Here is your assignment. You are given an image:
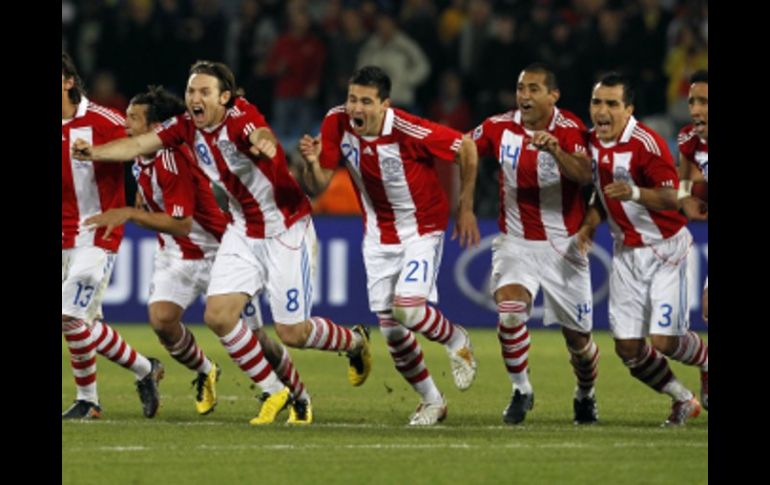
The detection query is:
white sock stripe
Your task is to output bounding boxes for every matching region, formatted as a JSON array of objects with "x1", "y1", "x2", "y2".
[
  {"x1": 72, "y1": 366, "x2": 97, "y2": 378},
  {"x1": 220, "y1": 321, "x2": 249, "y2": 347},
  {"x1": 169, "y1": 326, "x2": 192, "y2": 353},
  {"x1": 497, "y1": 302, "x2": 528, "y2": 313}
]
